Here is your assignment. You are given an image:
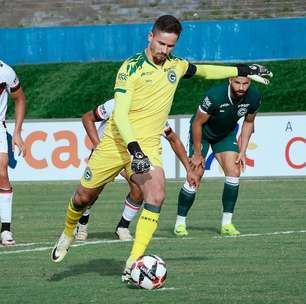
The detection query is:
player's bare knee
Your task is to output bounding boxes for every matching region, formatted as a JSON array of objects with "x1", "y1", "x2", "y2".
[
  {"x1": 130, "y1": 190, "x2": 143, "y2": 203},
  {"x1": 227, "y1": 168, "x2": 240, "y2": 178},
  {"x1": 73, "y1": 187, "x2": 97, "y2": 208},
  {"x1": 151, "y1": 190, "x2": 165, "y2": 205},
  {"x1": 195, "y1": 166, "x2": 204, "y2": 178}
]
